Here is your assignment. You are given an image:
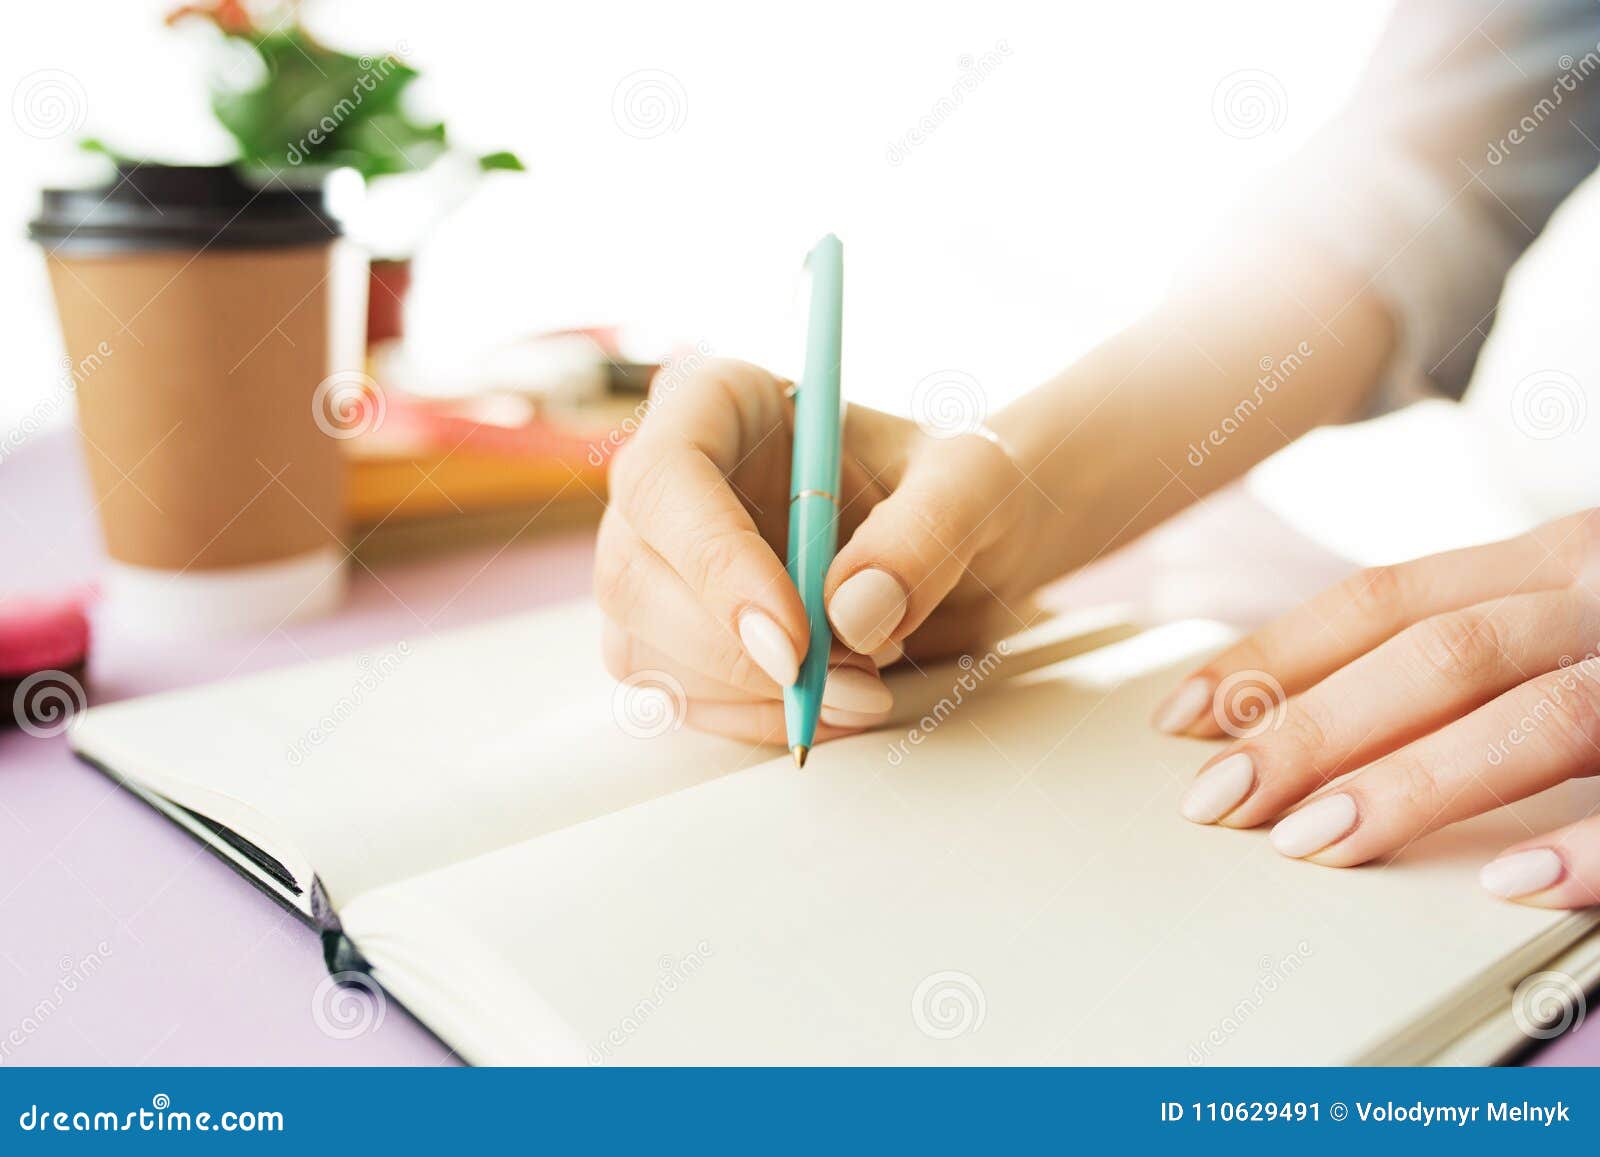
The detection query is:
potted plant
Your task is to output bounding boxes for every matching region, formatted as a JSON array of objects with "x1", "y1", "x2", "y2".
[{"x1": 160, "y1": 0, "x2": 525, "y2": 344}]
